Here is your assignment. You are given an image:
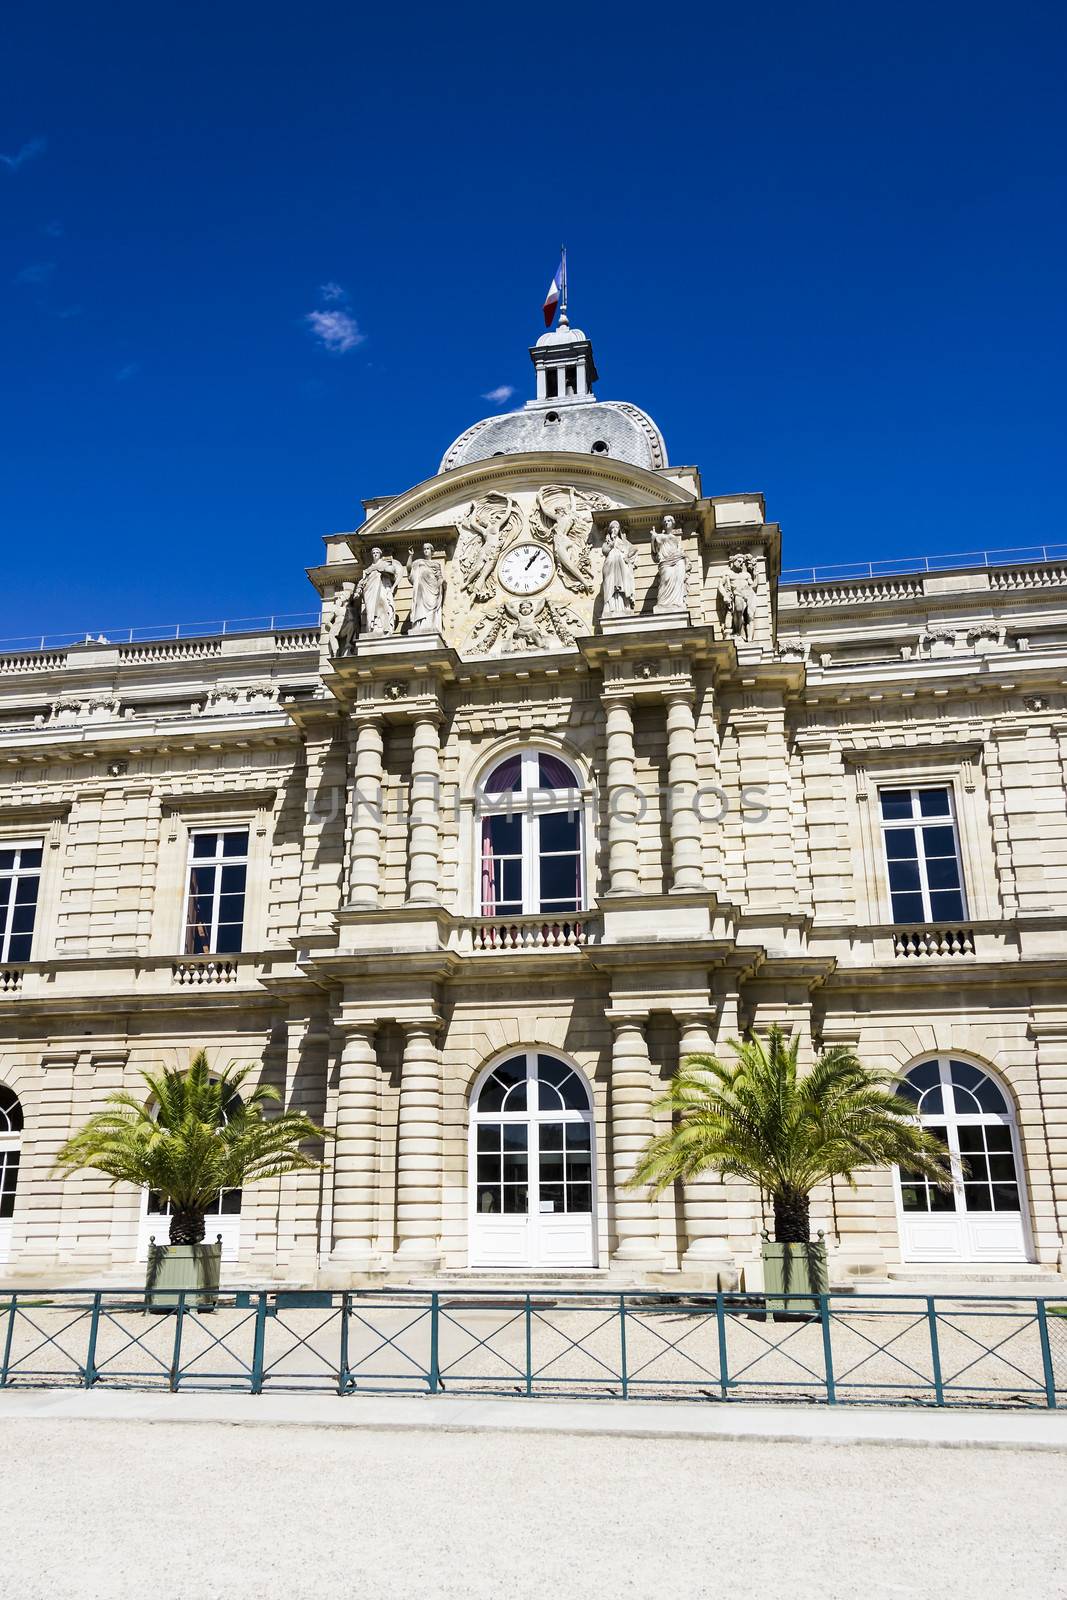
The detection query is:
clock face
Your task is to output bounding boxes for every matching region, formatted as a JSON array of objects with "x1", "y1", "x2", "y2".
[{"x1": 498, "y1": 543, "x2": 555, "y2": 595}]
